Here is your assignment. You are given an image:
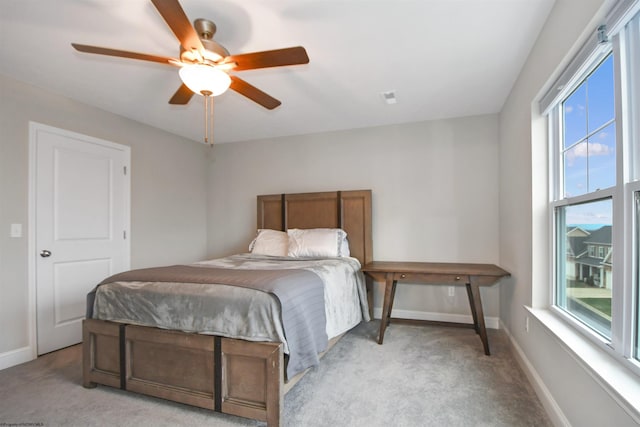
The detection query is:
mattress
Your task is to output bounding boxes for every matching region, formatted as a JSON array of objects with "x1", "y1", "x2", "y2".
[{"x1": 90, "y1": 253, "x2": 369, "y2": 377}]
